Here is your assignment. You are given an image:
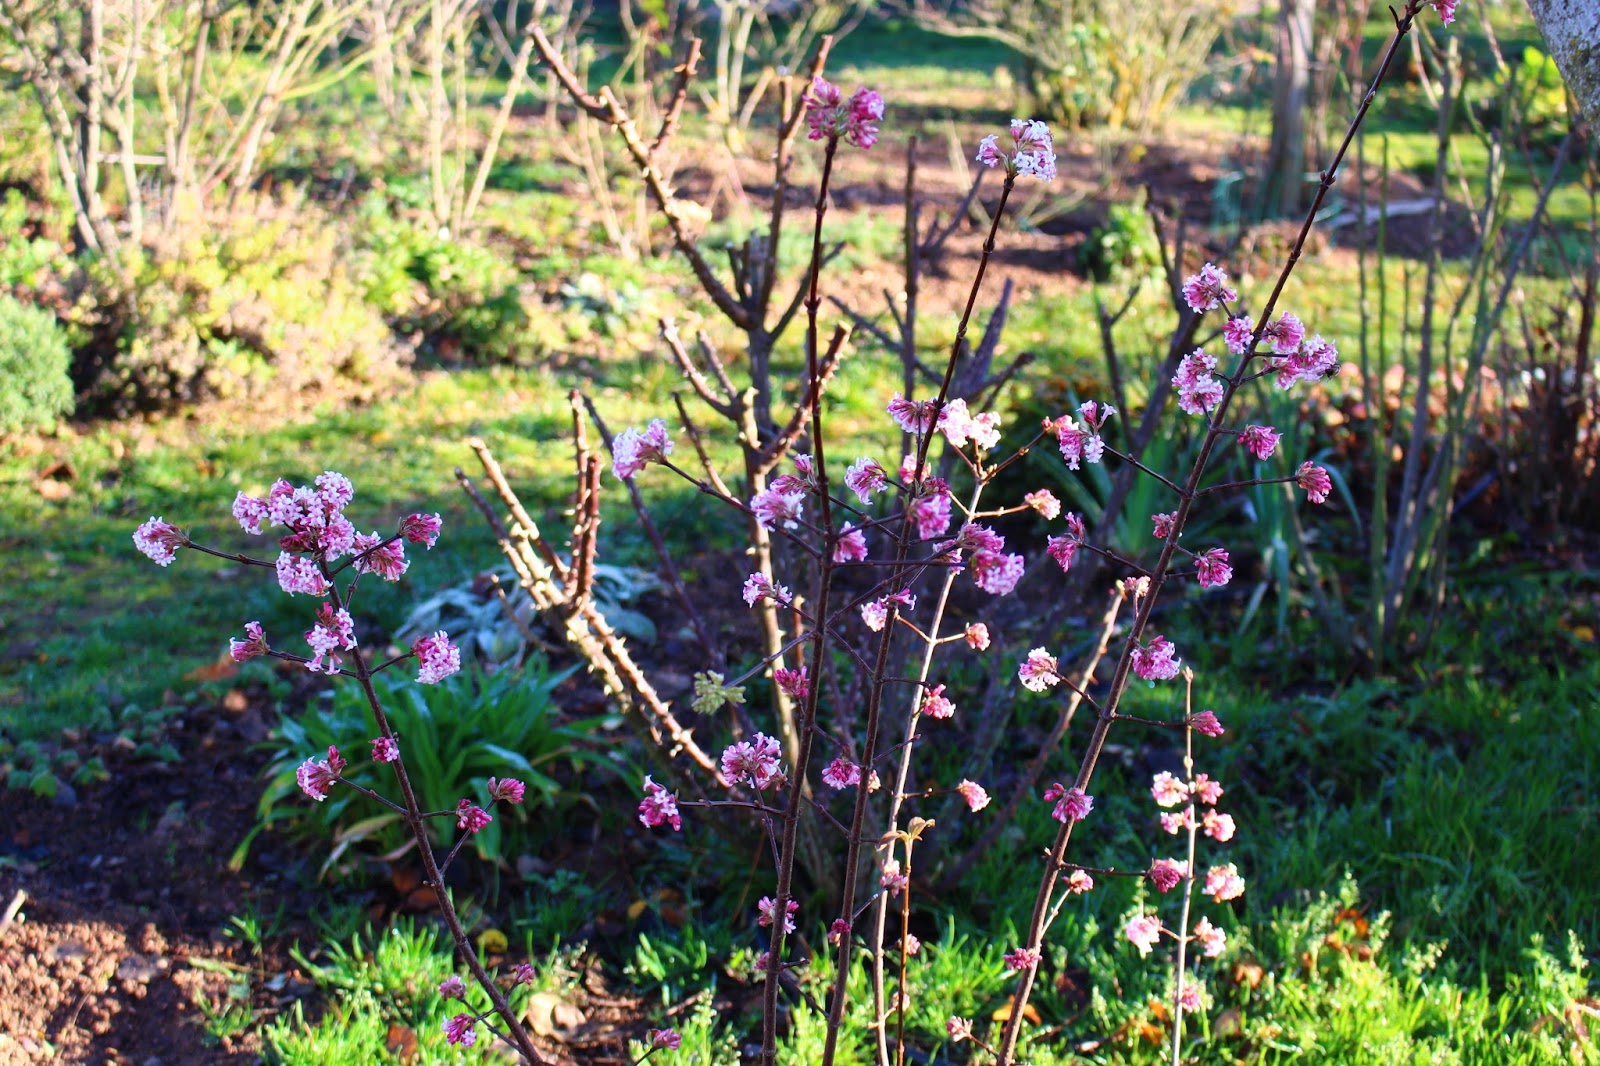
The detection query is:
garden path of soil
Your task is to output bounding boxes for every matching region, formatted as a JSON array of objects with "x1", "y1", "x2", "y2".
[{"x1": 0, "y1": 688, "x2": 645, "y2": 1066}]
